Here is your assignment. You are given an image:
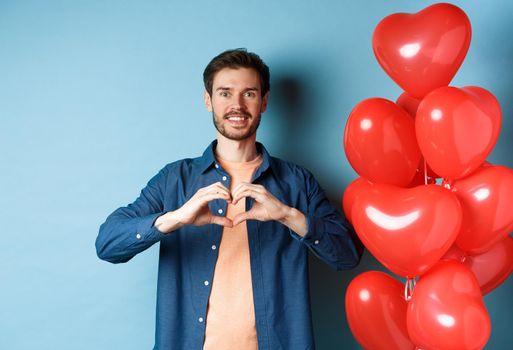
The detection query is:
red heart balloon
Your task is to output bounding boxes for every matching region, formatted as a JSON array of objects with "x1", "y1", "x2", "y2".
[
  {"x1": 342, "y1": 177, "x2": 371, "y2": 223},
  {"x1": 465, "y1": 236, "x2": 513, "y2": 295},
  {"x1": 351, "y1": 183, "x2": 461, "y2": 277},
  {"x1": 396, "y1": 92, "x2": 421, "y2": 117},
  {"x1": 344, "y1": 98, "x2": 421, "y2": 186},
  {"x1": 373, "y1": 3, "x2": 471, "y2": 98},
  {"x1": 441, "y1": 244, "x2": 466, "y2": 262},
  {"x1": 416, "y1": 86, "x2": 502, "y2": 180},
  {"x1": 452, "y1": 165, "x2": 513, "y2": 253},
  {"x1": 346, "y1": 271, "x2": 415, "y2": 350},
  {"x1": 407, "y1": 261, "x2": 491, "y2": 350},
  {"x1": 443, "y1": 236, "x2": 513, "y2": 295}
]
